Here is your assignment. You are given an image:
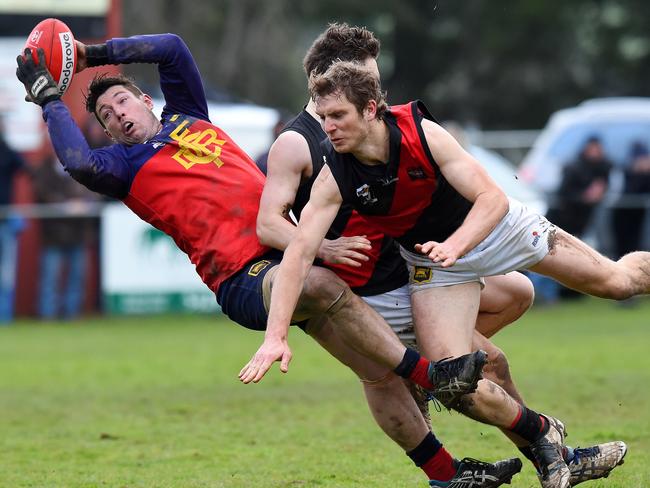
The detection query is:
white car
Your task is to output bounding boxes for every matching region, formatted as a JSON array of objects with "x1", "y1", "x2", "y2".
[
  {"x1": 518, "y1": 97, "x2": 650, "y2": 252},
  {"x1": 519, "y1": 97, "x2": 650, "y2": 195},
  {"x1": 469, "y1": 144, "x2": 547, "y2": 216}
]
